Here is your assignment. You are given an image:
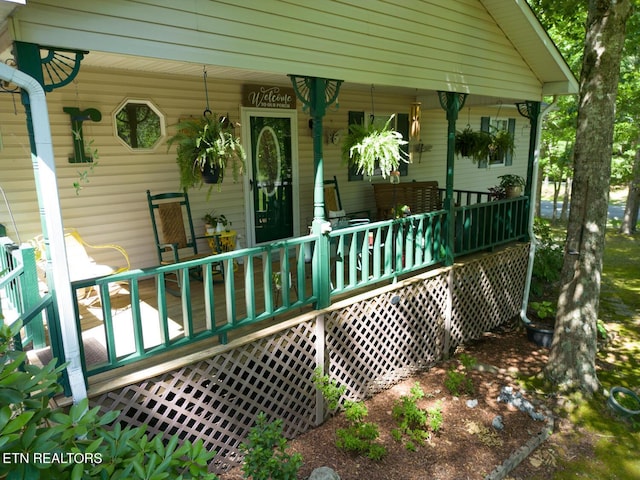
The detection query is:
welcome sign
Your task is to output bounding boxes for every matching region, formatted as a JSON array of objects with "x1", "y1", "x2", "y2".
[{"x1": 243, "y1": 85, "x2": 296, "y2": 109}]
